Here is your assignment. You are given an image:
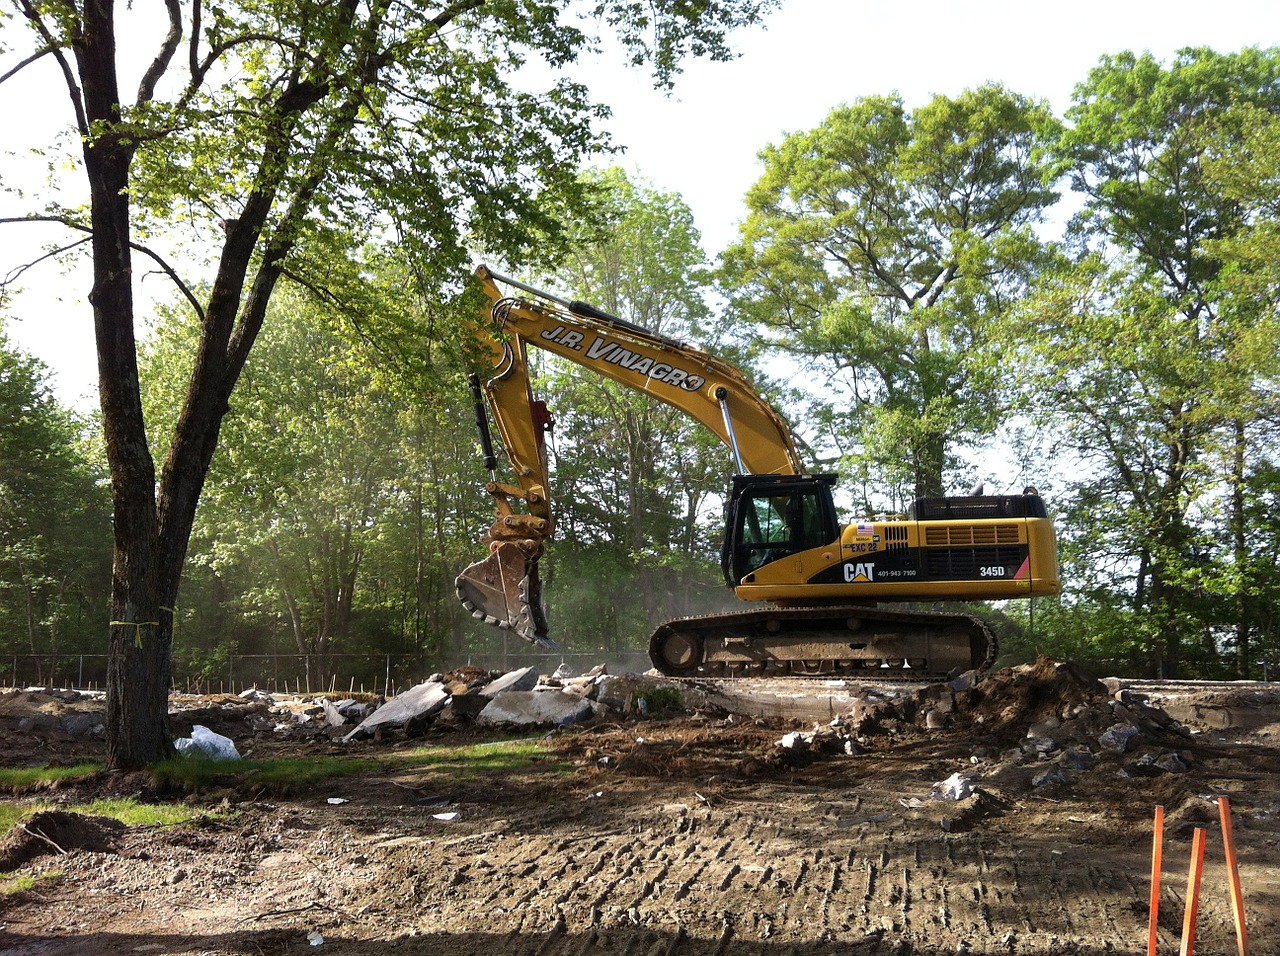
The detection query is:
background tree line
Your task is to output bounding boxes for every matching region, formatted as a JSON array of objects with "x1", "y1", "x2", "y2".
[{"x1": 3, "y1": 46, "x2": 1279, "y2": 695}]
